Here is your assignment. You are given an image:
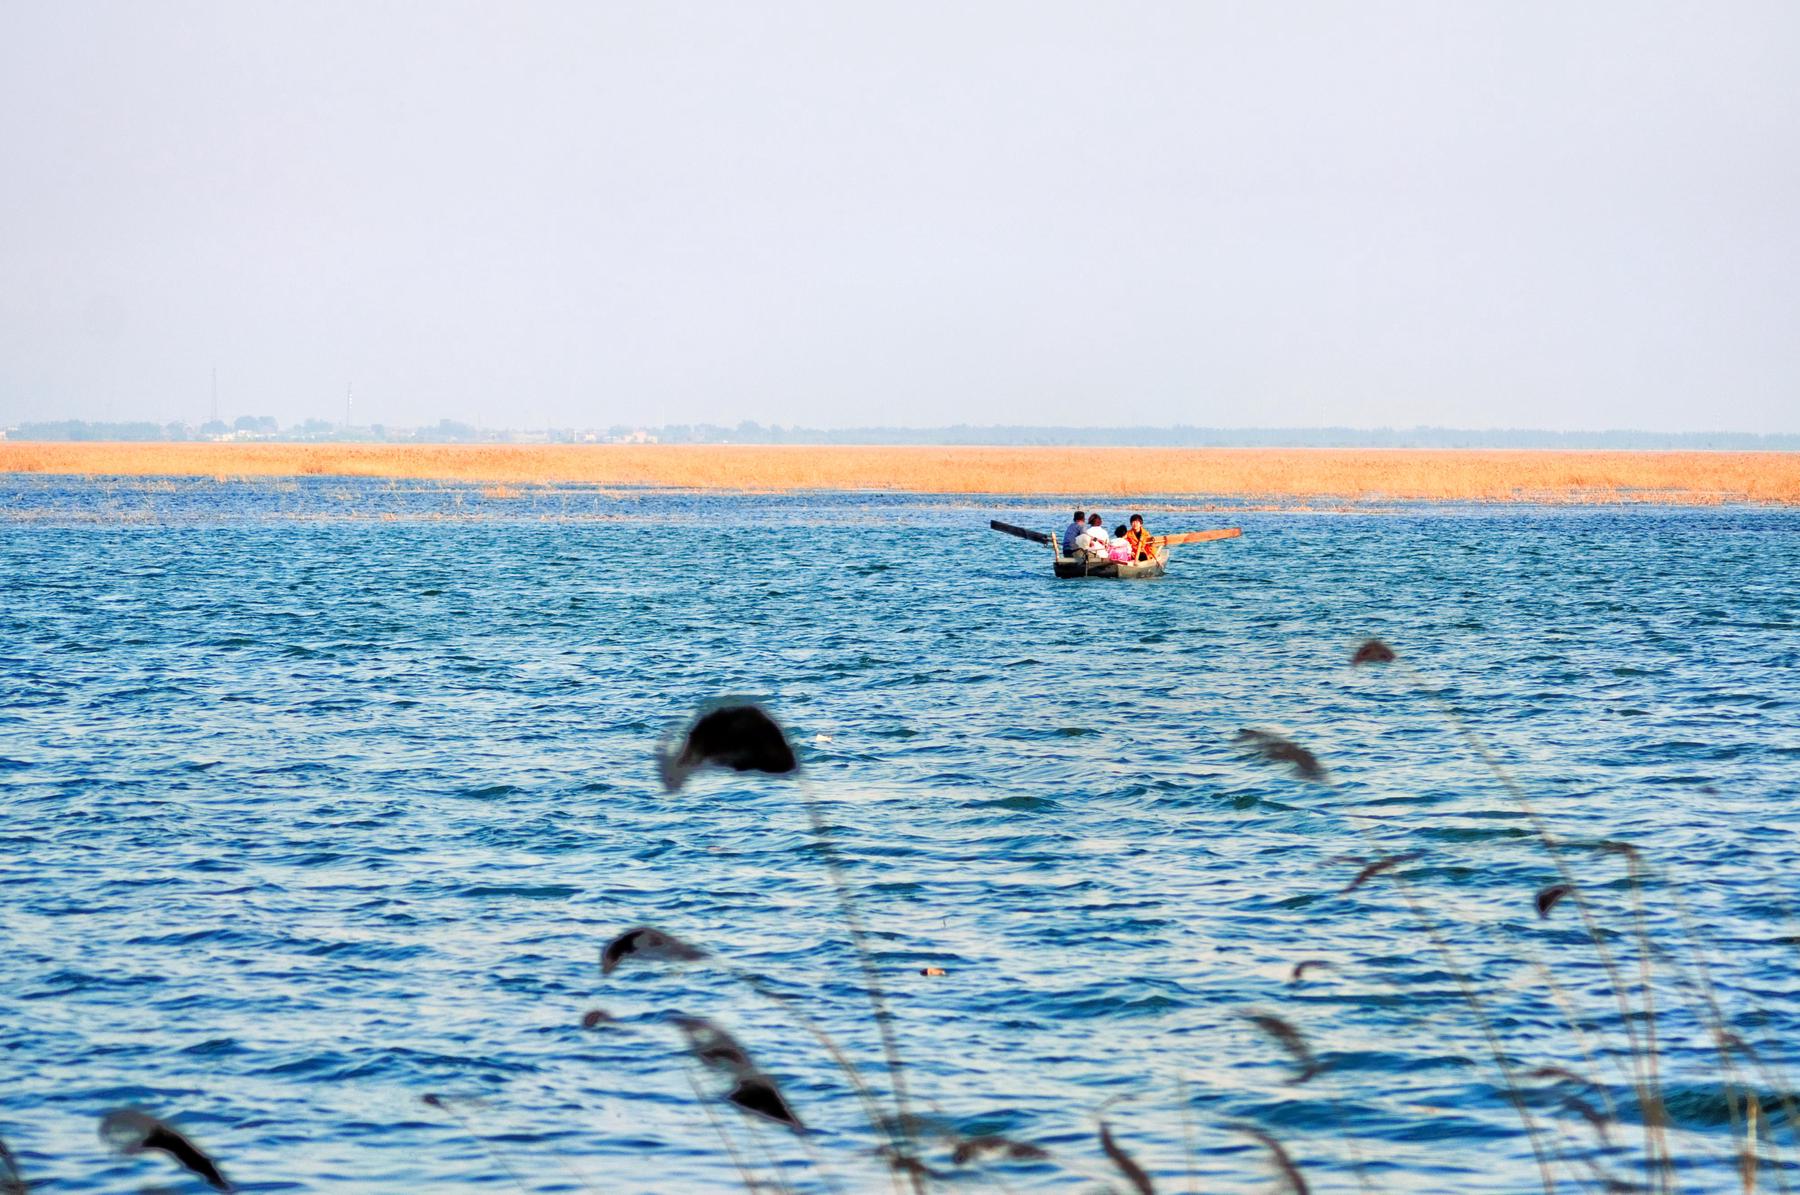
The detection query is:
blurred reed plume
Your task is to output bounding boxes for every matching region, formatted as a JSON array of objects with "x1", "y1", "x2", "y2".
[
  {"x1": 1339, "y1": 851, "x2": 1423, "y2": 895},
  {"x1": 1562, "y1": 1094, "x2": 1614, "y2": 1147},
  {"x1": 948, "y1": 1135, "x2": 1048, "y2": 1166},
  {"x1": 1097, "y1": 1121, "x2": 1156, "y2": 1194},
  {"x1": 655, "y1": 700, "x2": 923, "y2": 1184},
  {"x1": 1348, "y1": 637, "x2": 1761, "y2": 1190},
  {"x1": 659, "y1": 704, "x2": 799, "y2": 792},
  {"x1": 570, "y1": 649, "x2": 1796, "y2": 1190},
  {"x1": 1243, "y1": 1013, "x2": 1321, "y2": 1083},
  {"x1": 0, "y1": 1132, "x2": 24, "y2": 1195},
  {"x1": 98, "y1": 1108, "x2": 232, "y2": 1192},
  {"x1": 1535, "y1": 883, "x2": 1573, "y2": 918},
  {"x1": 600, "y1": 926, "x2": 708, "y2": 975},
  {"x1": 1234, "y1": 728, "x2": 1329, "y2": 782},
  {"x1": 1527, "y1": 1065, "x2": 1603, "y2": 1091},
  {"x1": 671, "y1": 1017, "x2": 805, "y2": 1132},
  {"x1": 1231, "y1": 717, "x2": 1558, "y2": 1190},
  {"x1": 1528, "y1": 1068, "x2": 1616, "y2": 1146},
  {"x1": 419, "y1": 1094, "x2": 552, "y2": 1195},
  {"x1": 1288, "y1": 959, "x2": 1332, "y2": 983},
  {"x1": 723, "y1": 1077, "x2": 801, "y2": 1130},
  {"x1": 1234, "y1": 1126, "x2": 1309, "y2": 1195}
]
